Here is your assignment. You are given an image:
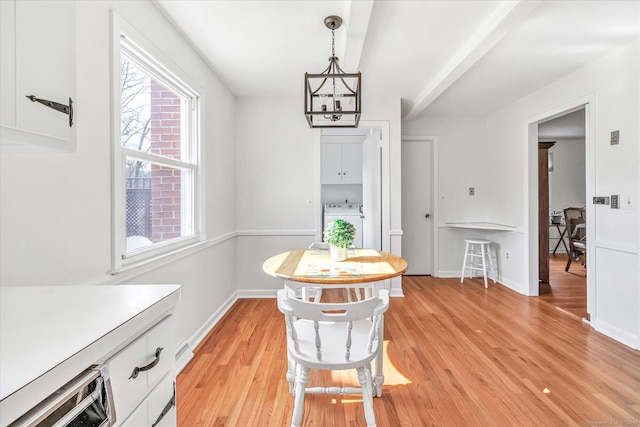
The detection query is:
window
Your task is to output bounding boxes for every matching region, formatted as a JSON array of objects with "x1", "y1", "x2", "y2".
[{"x1": 112, "y1": 18, "x2": 201, "y2": 271}]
